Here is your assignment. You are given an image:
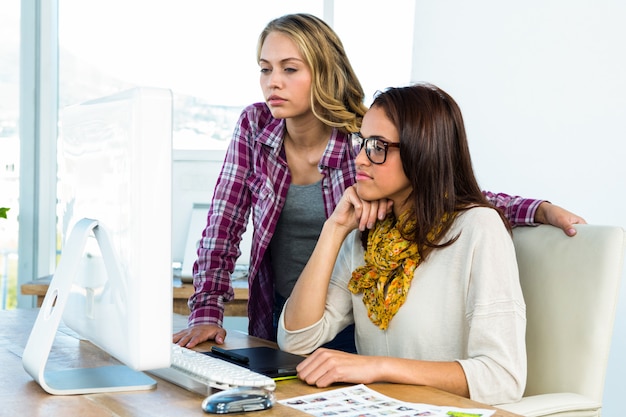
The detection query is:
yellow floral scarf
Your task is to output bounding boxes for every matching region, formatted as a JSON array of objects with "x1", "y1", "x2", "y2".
[{"x1": 348, "y1": 211, "x2": 442, "y2": 330}]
